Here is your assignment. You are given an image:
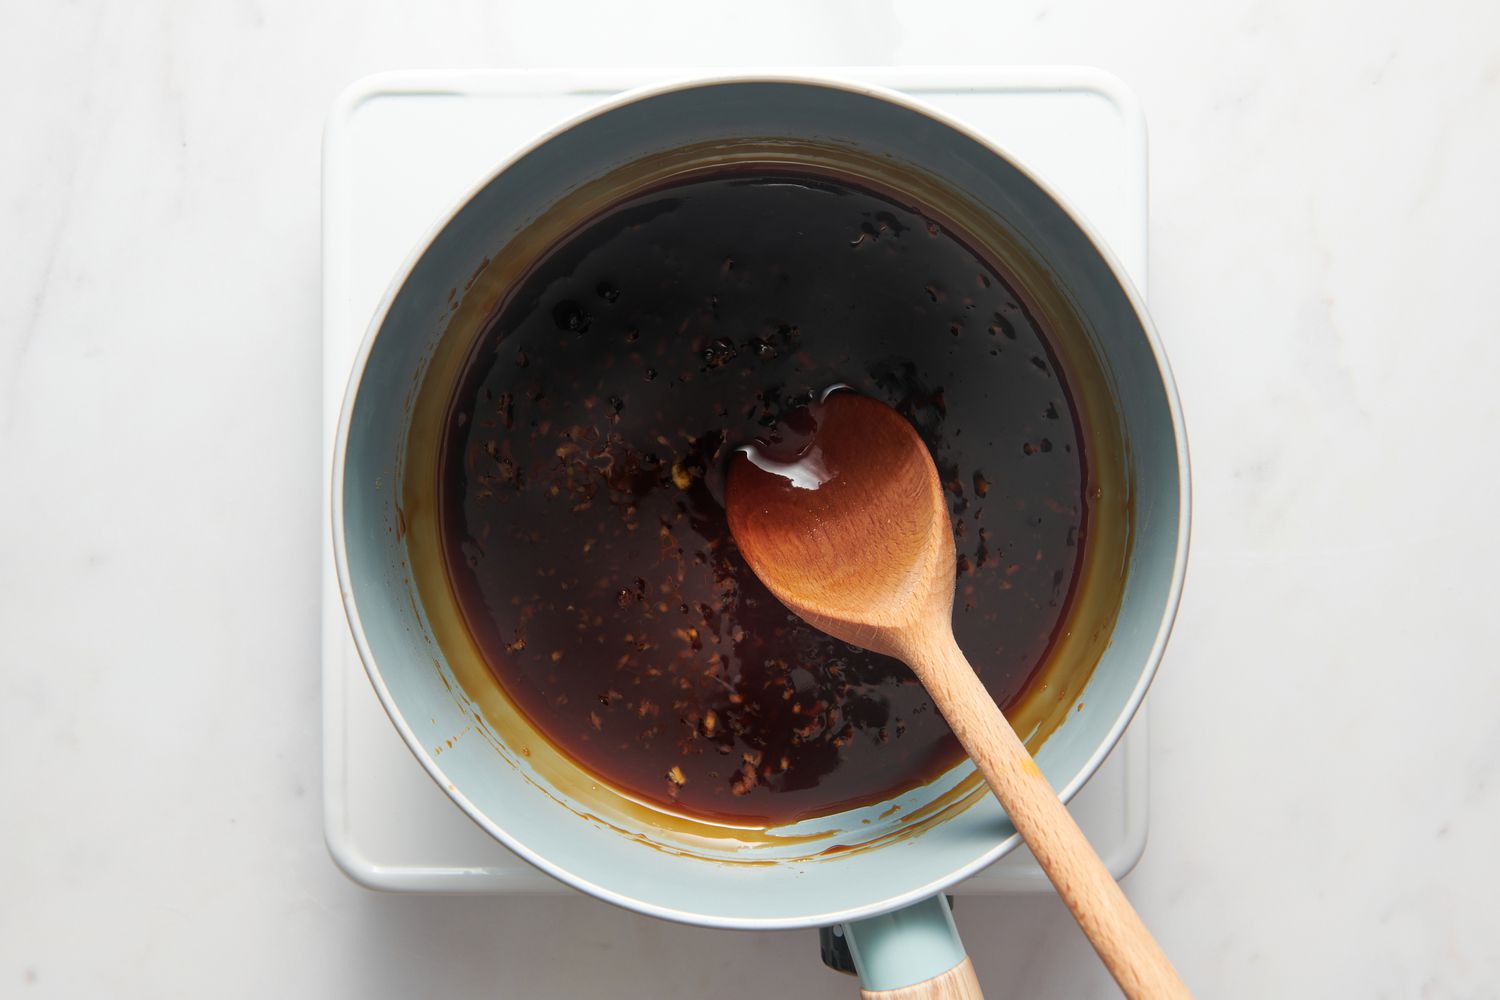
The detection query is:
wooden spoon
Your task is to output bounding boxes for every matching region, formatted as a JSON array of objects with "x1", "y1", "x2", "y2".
[{"x1": 725, "y1": 391, "x2": 1189, "y2": 1000}]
